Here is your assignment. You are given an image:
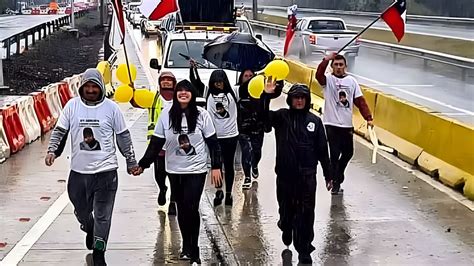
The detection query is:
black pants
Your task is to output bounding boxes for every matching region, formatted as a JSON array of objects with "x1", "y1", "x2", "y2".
[
  {"x1": 217, "y1": 137, "x2": 238, "y2": 193},
  {"x1": 238, "y1": 132, "x2": 264, "y2": 177},
  {"x1": 169, "y1": 173, "x2": 206, "y2": 258},
  {"x1": 325, "y1": 125, "x2": 354, "y2": 189},
  {"x1": 154, "y1": 155, "x2": 175, "y2": 202},
  {"x1": 276, "y1": 174, "x2": 316, "y2": 255},
  {"x1": 67, "y1": 169, "x2": 118, "y2": 251}
]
